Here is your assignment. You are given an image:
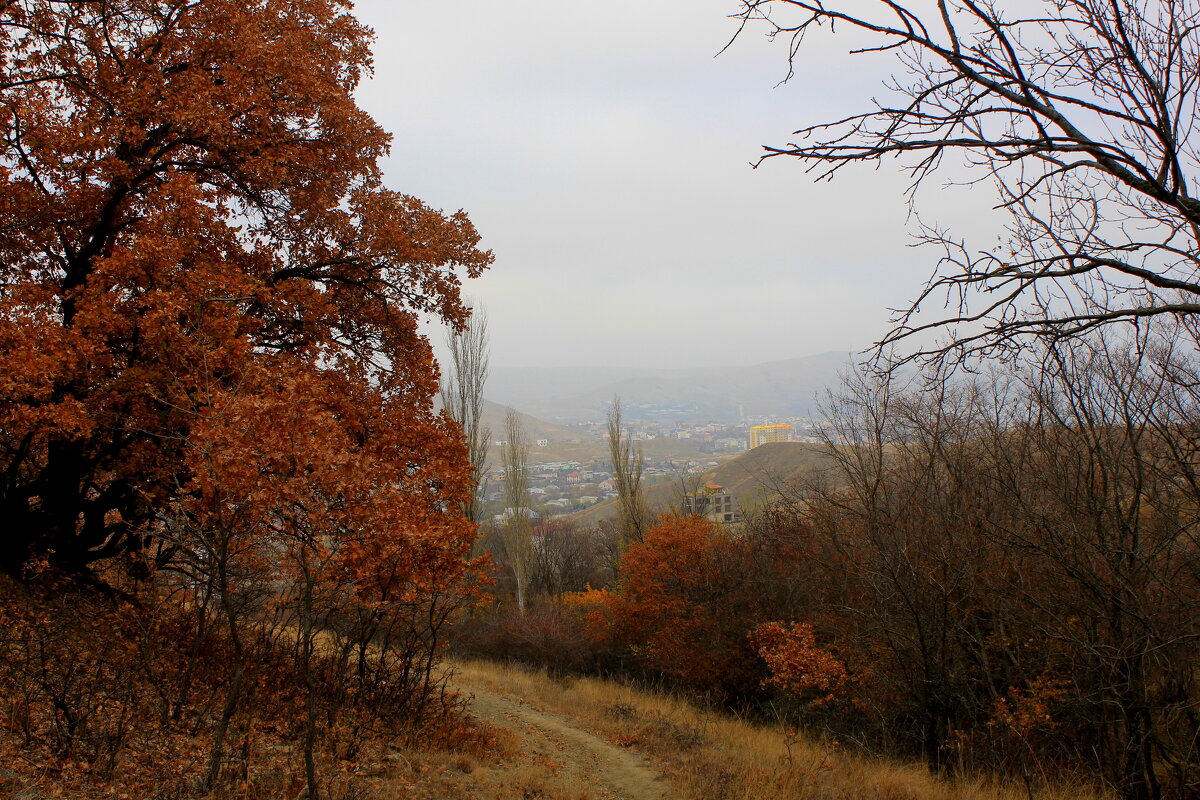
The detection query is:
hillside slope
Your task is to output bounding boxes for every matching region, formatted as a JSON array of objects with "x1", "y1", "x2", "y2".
[
  {"x1": 450, "y1": 659, "x2": 1096, "y2": 800},
  {"x1": 479, "y1": 399, "x2": 593, "y2": 443},
  {"x1": 567, "y1": 441, "x2": 832, "y2": 526}
]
